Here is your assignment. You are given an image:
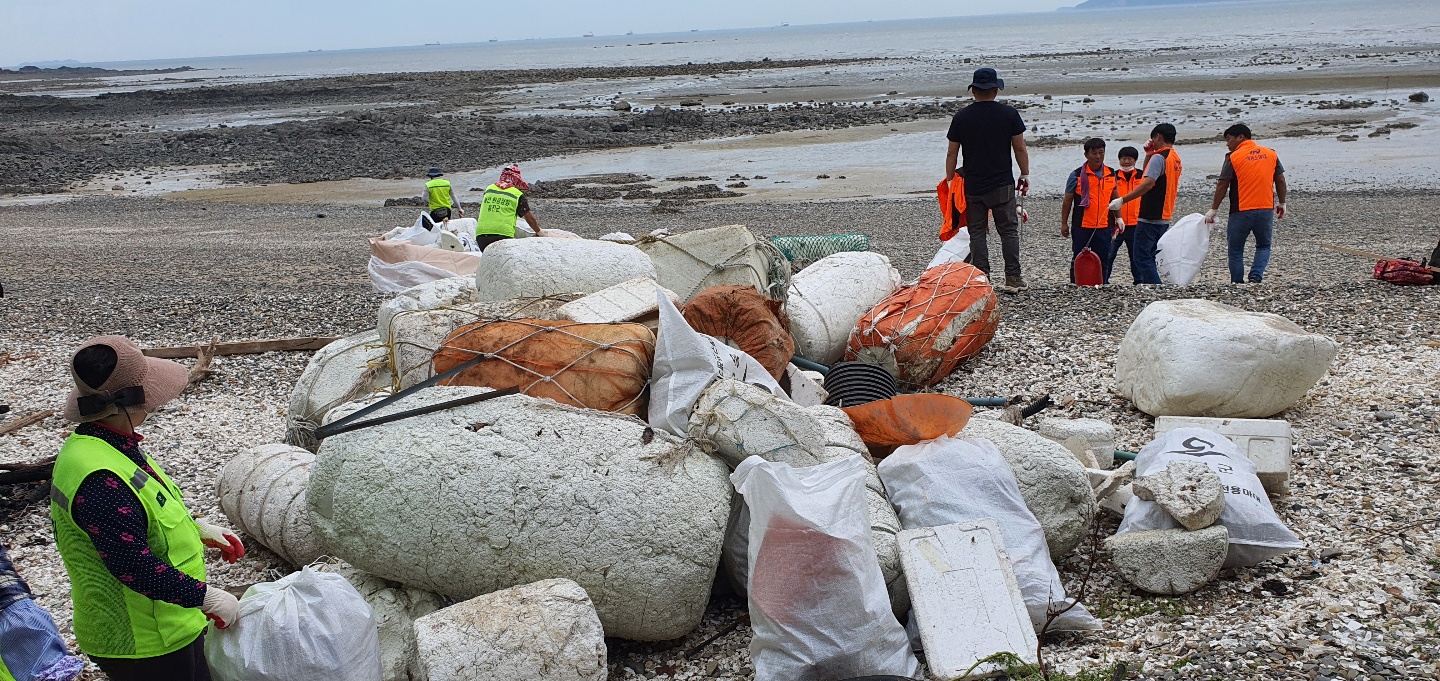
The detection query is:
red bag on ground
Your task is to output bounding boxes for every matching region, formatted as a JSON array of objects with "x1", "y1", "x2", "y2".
[
  {"x1": 682, "y1": 285, "x2": 795, "y2": 380},
  {"x1": 1373, "y1": 259, "x2": 1434, "y2": 285},
  {"x1": 845, "y1": 262, "x2": 1001, "y2": 388},
  {"x1": 1073, "y1": 247, "x2": 1104, "y2": 286}
]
